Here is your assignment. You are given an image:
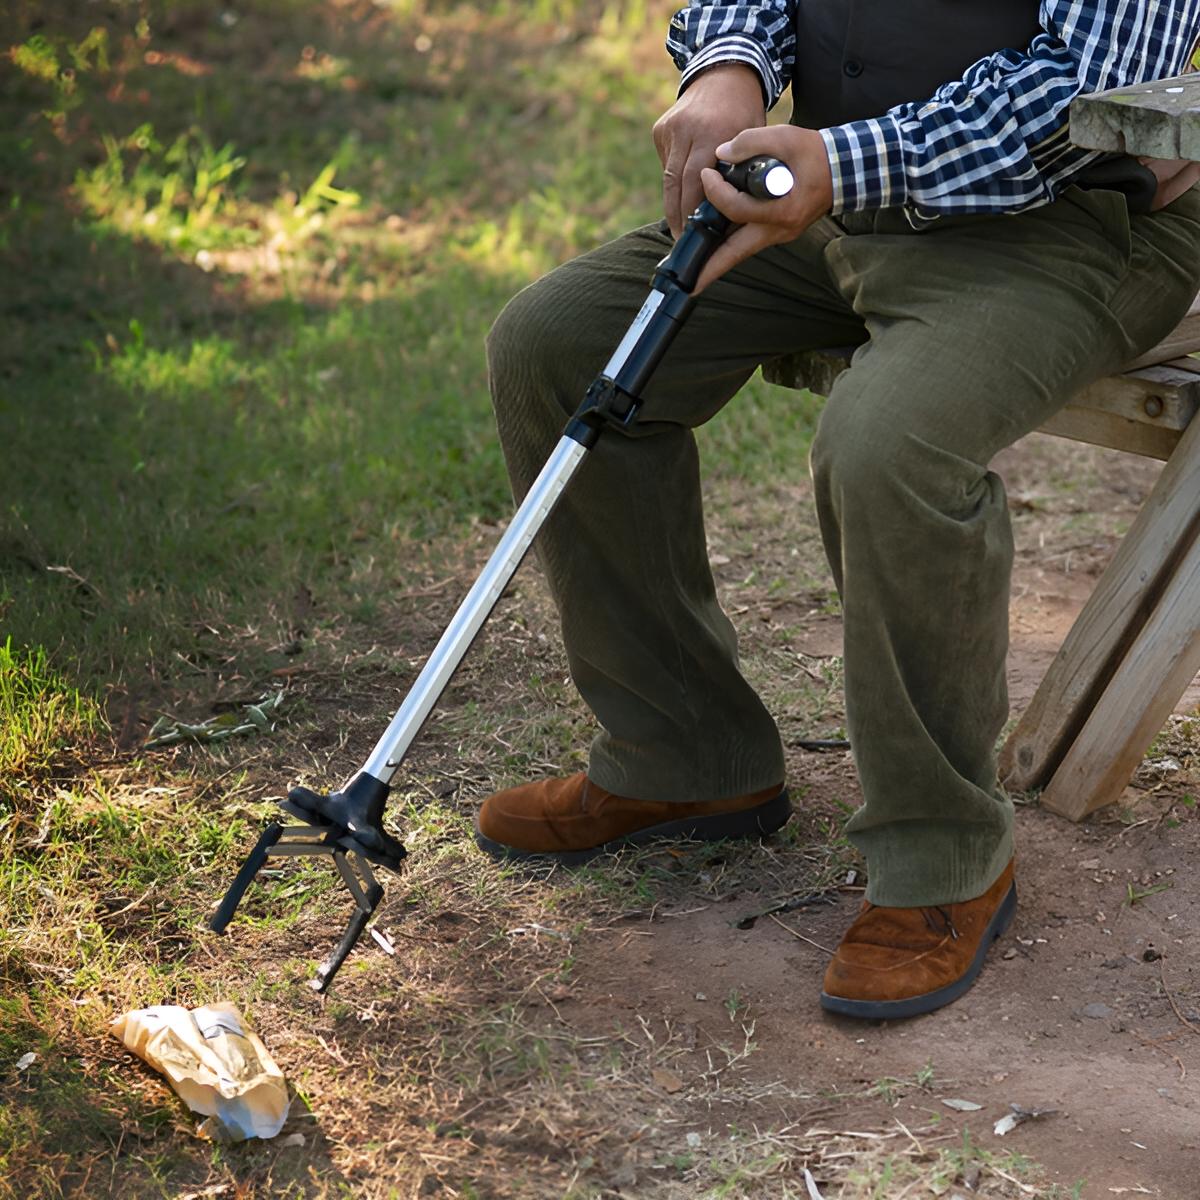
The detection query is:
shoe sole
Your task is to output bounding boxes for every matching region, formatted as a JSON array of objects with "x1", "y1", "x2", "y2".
[
  {"x1": 473, "y1": 787, "x2": 791, "y2": 866},
  {"x1": 819, "y1": 882, "x2": 1018, "y2": 1021}
]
